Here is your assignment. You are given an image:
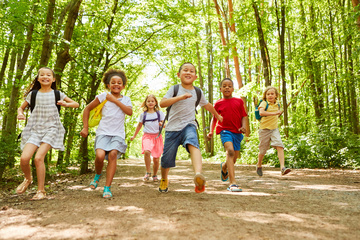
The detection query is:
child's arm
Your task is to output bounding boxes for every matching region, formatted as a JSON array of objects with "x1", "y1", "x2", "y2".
[
  {"x1": 130, "y1": 122, "x2": 143, "y2": 141},
  {"x1": 57, "y1": 96, "x2": 79, "y2": 108},
  {"x1": 207, "y1": 116, "x2": 218, "y2": 140},
  {"x1": 259, "y1": 107, "x2": 281, "y2": 116},
  {"x1": 17, "y1": 101, "x2": 29, "y2": 120},
  {"x1": 80, "y1": 98, "x2": 100, "y2": 138},
  {"x1": 106, "y1": 94, "x2": 133, "y2": 116},
  {"x1": 203, "y1": 103, "x2": 223, "y2": 122},
  {"x1": 239, "y1": 116, "x2": 247, "y2": 133},
  {"x1": 160, "y1": 93, "x2": 192, "y2": 108}
]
